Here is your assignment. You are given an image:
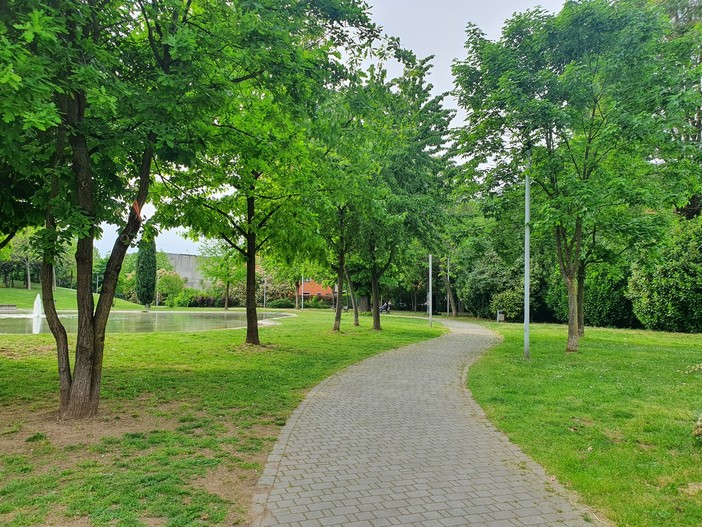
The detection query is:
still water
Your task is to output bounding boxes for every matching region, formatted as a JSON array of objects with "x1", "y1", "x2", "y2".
[{"x1": 0, "y1": 311, "x2": 289, "y2": 335}]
